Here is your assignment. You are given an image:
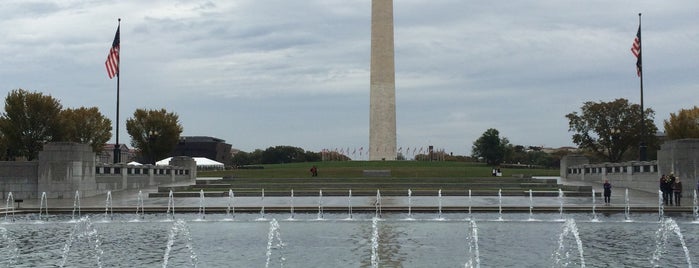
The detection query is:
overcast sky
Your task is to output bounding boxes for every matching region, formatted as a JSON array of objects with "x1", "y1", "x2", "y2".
[{"x1": 1, "y1": 0, "x2": 697, "y2": 158}]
